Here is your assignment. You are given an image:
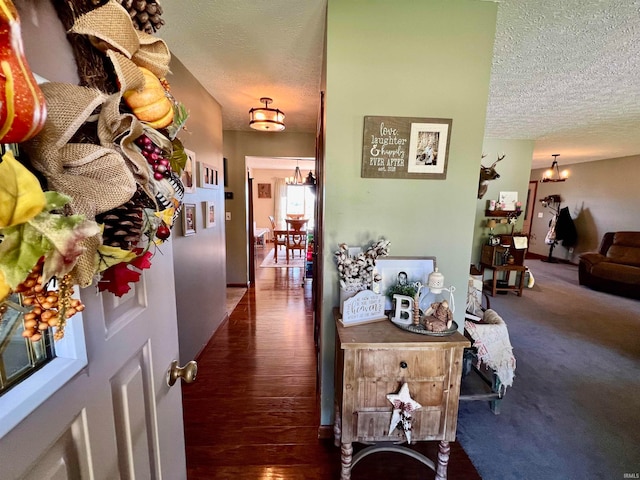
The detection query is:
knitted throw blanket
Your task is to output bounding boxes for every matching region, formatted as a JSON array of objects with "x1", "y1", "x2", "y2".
[{"x1": 465, "y1": 309, "x2": 516, "y2": 392}]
